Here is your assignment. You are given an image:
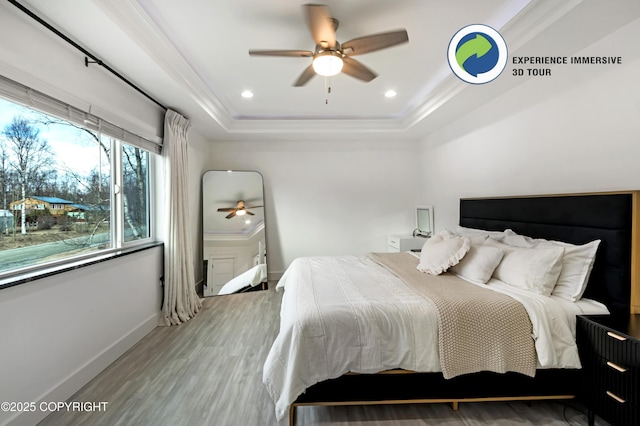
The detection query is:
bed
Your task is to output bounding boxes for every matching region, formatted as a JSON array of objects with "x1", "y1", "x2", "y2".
[
  {"x1": 217, "y1": 263, "x2": 268, "y2": 295},
  {"x1": 263, "y1": 192, "x2": 640, "y2": 425}
]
